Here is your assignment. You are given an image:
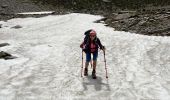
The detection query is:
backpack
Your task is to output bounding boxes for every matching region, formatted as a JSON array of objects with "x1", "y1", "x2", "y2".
[
  {"x1": 84, "y1": 29, "x2": 97, "y2": 42},
  {"x1": 83, "y1": 29, "x2": 98, "y2": 52},
  {"x1": 84, "y1": 29, "x2": 92, "y2": 42}
]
